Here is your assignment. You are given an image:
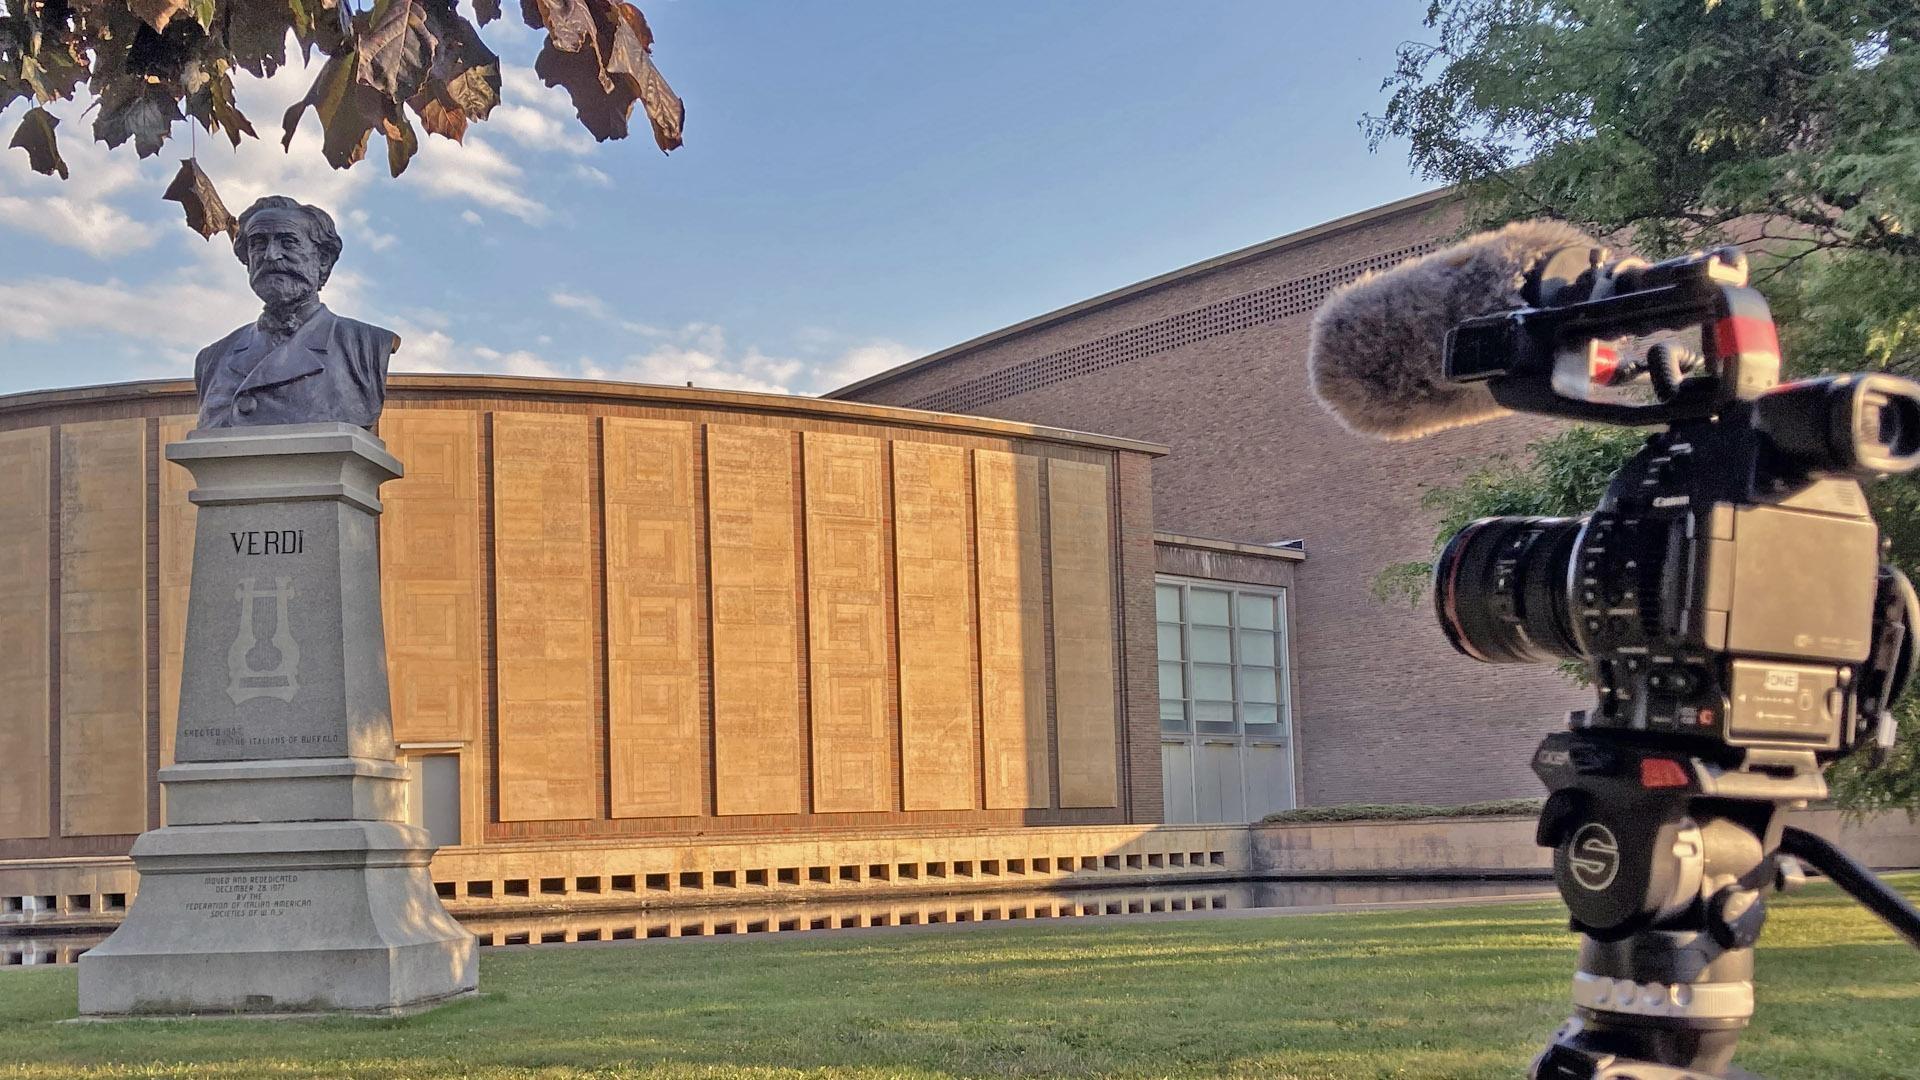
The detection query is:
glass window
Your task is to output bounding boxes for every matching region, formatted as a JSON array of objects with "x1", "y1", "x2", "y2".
[
  {"x1": 1189, "y1": 588, "x2": 1231, "y2": 626},
  {"x1": 1241, "y1": 667, "x2": 1278, "y2": 704},
  {"x1": 1190, "y1": 626, "x2": 1231, "y2": 664},
  {"x1": 1238, "y1": 593, "x2": 1275, "y2": 630},
  {"x1": 1238, "y1": 629, "x2": 1276, "y2": 666},
  {"x1": 1157, "y1": 662, "x2": 1184, "y2": 699},
  {"x1": 1160, "y1": 699, "x2": 1188, "y2": 732},
  {"x1": 1192, "y1": 663, "x2": 1233, "y2": 700},
  {"x1": 1193, "y1": 700, "x2": 1234, "y2": 726},
  {"x1": 1156, "y1": 584, "x2": 1181, "y2": 623},
  {"x1": 1157, "y1": 623, "x2": 1183, "y2": 661},
  {"x1": 1243, "y1": 703, "x2": 1281, "y2": 732}
]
